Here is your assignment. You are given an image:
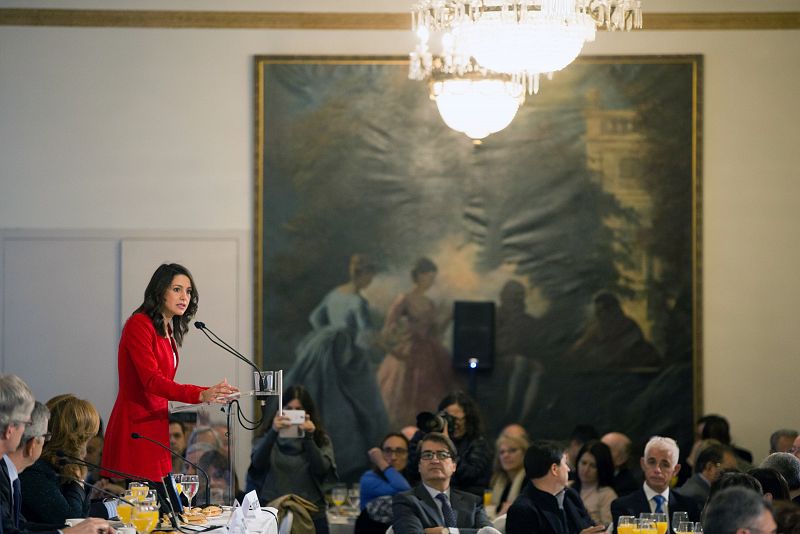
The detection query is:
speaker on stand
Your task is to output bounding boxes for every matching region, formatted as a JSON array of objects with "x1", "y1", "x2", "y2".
[{"x1": 452, "y1": 301, "x2": 495, "y2": 397}]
